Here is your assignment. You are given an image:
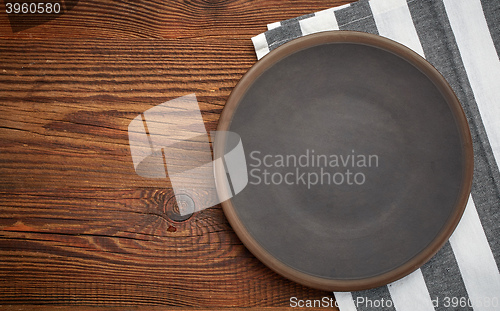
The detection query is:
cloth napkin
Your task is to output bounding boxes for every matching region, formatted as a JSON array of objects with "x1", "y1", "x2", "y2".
[{"x1": 252, "y1": 0, "x2": 500, "y2": 310}]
